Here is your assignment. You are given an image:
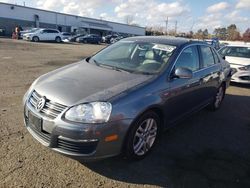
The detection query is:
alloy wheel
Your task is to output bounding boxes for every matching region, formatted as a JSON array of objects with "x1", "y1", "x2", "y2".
[{"x1": 133, "y1": 118, "x2": 157, "y2": 156}]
